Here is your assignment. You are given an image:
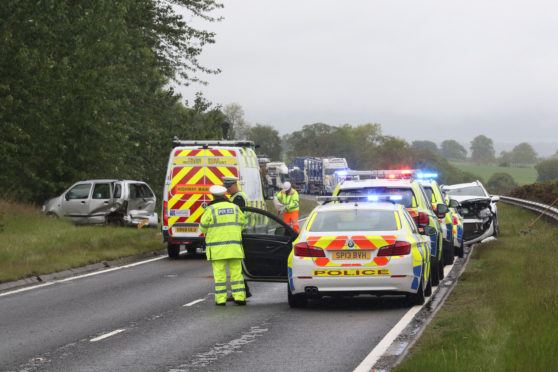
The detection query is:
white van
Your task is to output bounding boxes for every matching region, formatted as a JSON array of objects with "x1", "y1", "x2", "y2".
[{"x1": 162, "y1": 139, "x2": 266, "y2": 258}]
